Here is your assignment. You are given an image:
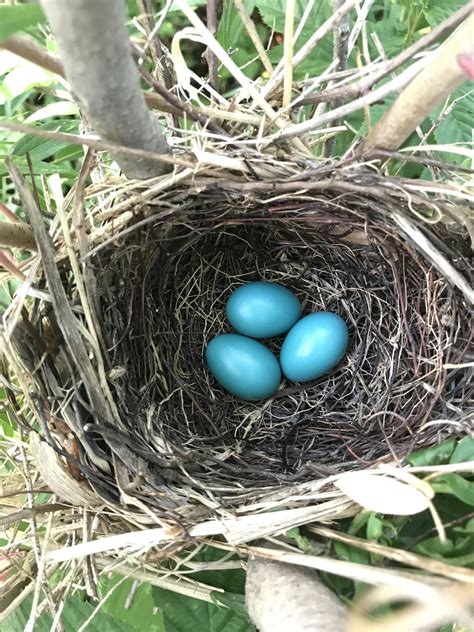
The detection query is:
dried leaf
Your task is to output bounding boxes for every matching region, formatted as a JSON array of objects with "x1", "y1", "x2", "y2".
[{"x1": 335, "y1": 472, "x2": 431, "y2": 516}]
